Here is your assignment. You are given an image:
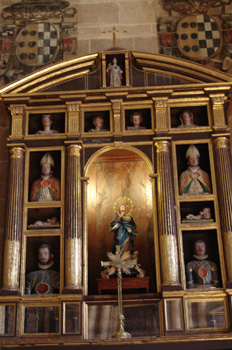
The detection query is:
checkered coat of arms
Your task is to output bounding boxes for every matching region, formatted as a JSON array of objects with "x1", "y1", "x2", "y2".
[
  {"x1": 16, "y1": 22, "x2": 59, "y2": 66},
  {"x1": 177, "y1": 14, "x2": 221, "y2": 60}
]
